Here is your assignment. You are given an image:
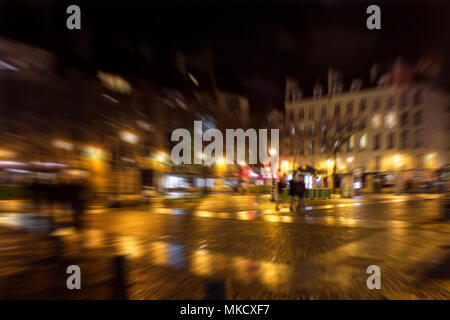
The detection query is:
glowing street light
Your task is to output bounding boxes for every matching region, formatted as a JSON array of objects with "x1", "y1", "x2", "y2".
[
  {"x1": 0, "y1": 149, "x2": 16, "y2": 159},
  {"x1": 52, "y1": 139, "x2": 74, "y2": 150},
  {"x1": 216, "y1": 156, "x2": 226, "y2": 165},
  {"x1": 281, "y1": 160, "x2": 289, "y2": 173},
  {"x1": 155, "y1": 151, "x2": 168, "y2": 162},
  {"x1": 119, "y1": 131, "x2": 139, "y2": 144}
]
